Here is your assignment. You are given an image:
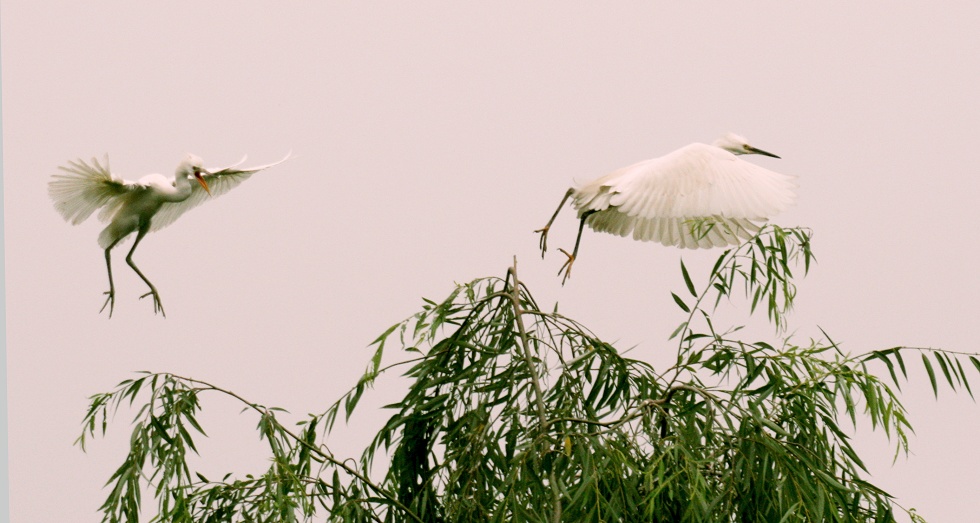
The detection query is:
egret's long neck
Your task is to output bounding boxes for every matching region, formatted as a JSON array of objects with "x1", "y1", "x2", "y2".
[{"x1": 167, "y1": 171, "x2": 195, "y2": 202}]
